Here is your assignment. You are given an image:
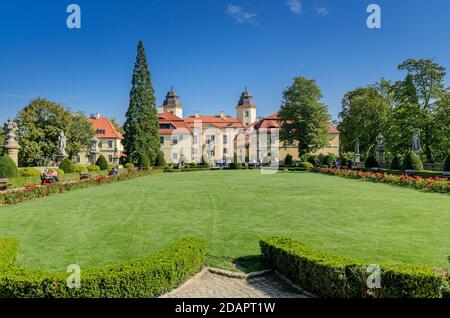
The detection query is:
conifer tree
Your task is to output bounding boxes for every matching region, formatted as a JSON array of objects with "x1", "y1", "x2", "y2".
[{"x1": 123, "y1": 41, "x2": 161, "y2": 165}]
